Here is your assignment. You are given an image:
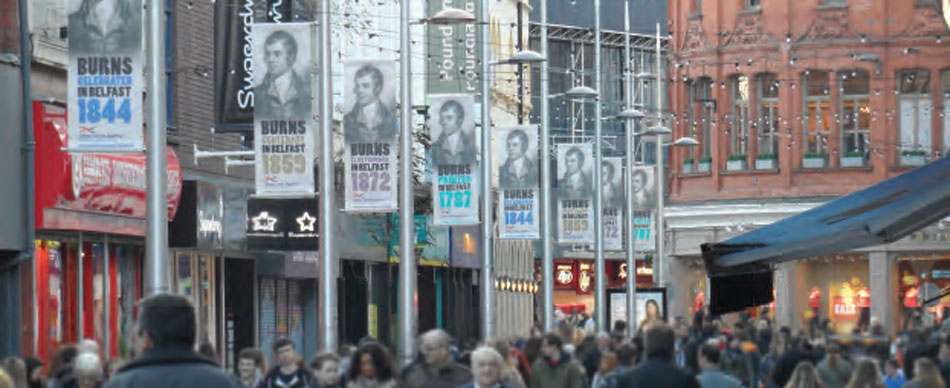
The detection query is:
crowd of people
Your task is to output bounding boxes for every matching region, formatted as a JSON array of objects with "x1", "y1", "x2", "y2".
[{"x1": 4, "y1": 295, "x2": 950, "y2": 388}]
